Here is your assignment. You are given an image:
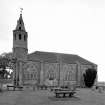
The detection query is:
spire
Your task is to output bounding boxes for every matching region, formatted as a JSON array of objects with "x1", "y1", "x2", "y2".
[
  {"x1": 15, "y1": 8, "x2": 26, "y2": 31},
  {"x1": 20, "y1": 8, "x2": 23, "y2": 15}
]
